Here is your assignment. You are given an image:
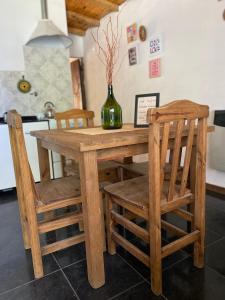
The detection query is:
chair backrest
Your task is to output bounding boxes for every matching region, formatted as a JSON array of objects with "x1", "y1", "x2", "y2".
[
  {"x1": 55, "y1": 108, "x2": 95, "y2": 129},
  {"x1": 7, "y1": 110, "x2": 37, "y2": 207},
  {"x1": 147, "y1": 100, "x2": 209, "y2": 202}
]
